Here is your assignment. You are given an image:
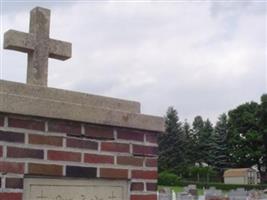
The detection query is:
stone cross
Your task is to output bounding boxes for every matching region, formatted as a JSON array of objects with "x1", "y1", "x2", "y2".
[{"x1": 3, "y1": 7, "x2": 72, "y2": 86}]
